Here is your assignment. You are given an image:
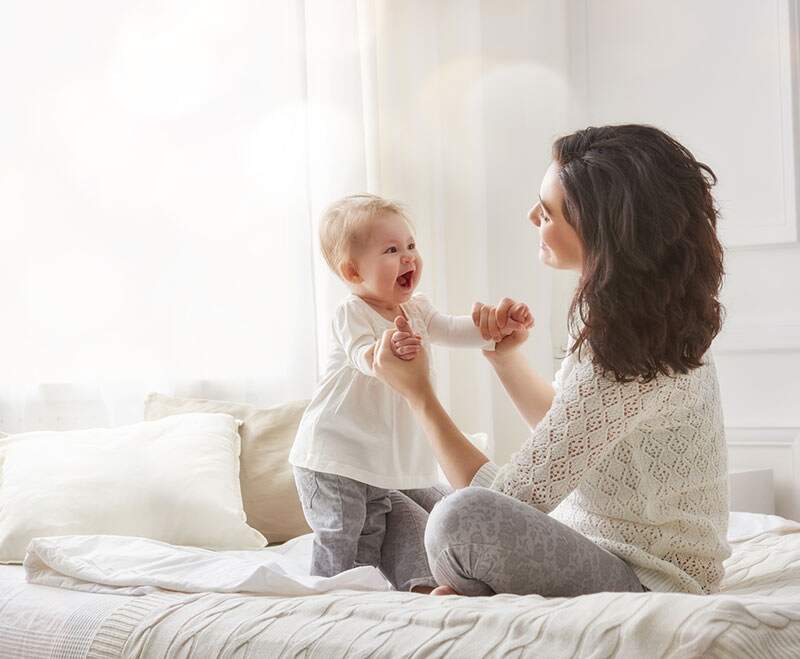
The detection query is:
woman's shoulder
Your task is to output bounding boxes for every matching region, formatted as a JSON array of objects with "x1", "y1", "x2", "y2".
[{"x1": 558, "y1": 346, "x2": 701, "y2": 400}]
